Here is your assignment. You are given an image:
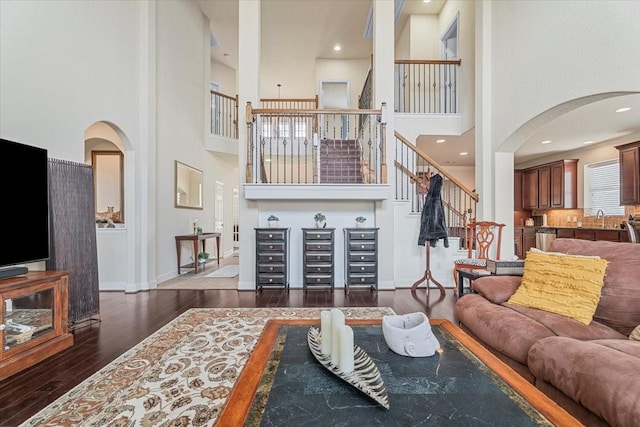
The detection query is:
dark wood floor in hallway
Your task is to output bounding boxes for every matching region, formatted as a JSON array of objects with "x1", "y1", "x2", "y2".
[{"x1": 0, "y1": 287, "x2": 457, "y2": 426}]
